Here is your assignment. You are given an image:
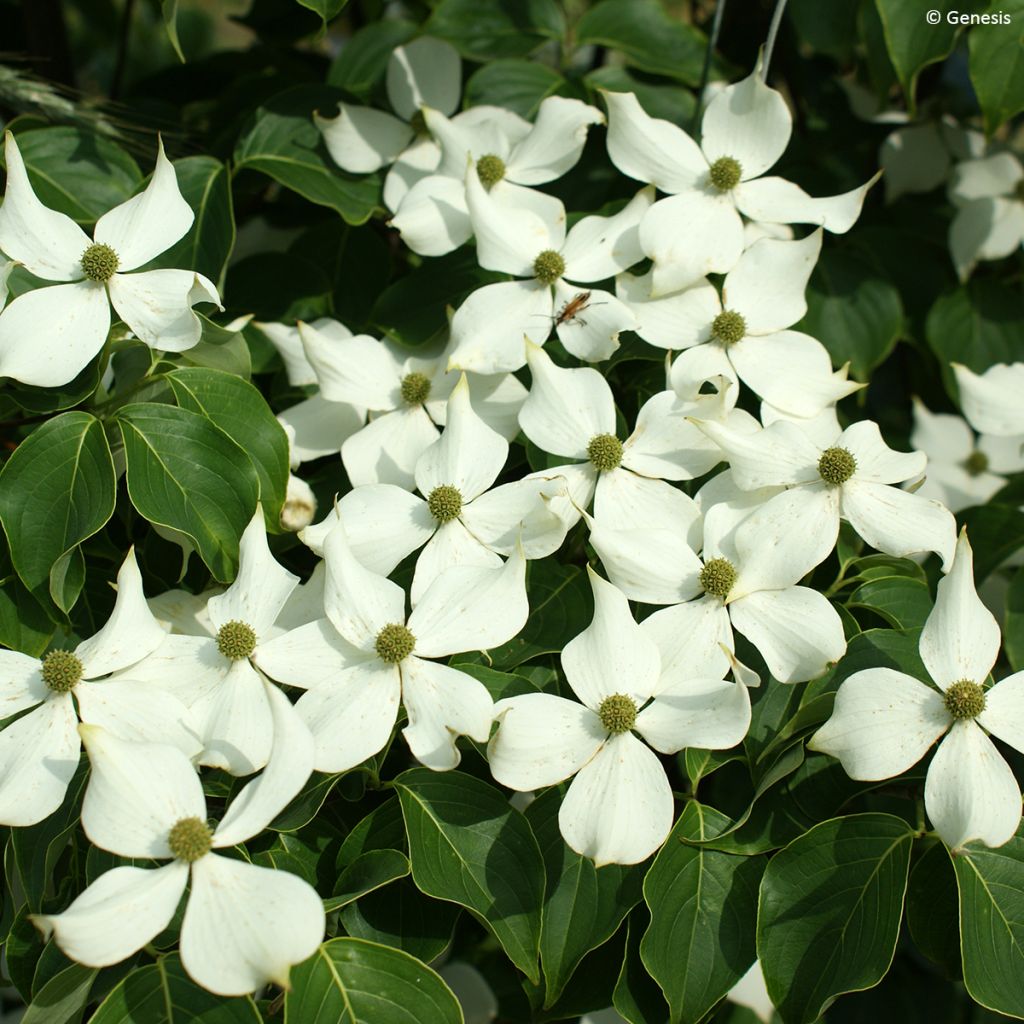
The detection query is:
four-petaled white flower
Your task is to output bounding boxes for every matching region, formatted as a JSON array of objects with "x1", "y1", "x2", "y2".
[
  {"x1": 0, "y1": 131, "x2": 221, "y2": 386},
  {"x1": 36, "y1": 687, "x2": 325, "y2": 994},
  {"x1": 488, "y1": 570, "x2": 750, "y2": 865},
  {"x1": 811, "y1": 531, "x2": 1024, "y2": 850},
  {"x1": 952, "y1": 361, "x2": 1024, "y2": 438}
]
